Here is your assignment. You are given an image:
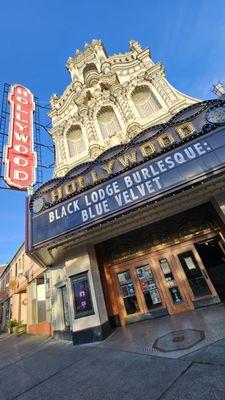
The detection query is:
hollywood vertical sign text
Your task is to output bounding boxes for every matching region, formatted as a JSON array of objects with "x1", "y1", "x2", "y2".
[{"x1": 3, "y1": 84, "x2": 37, "y2": 190}]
